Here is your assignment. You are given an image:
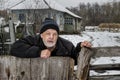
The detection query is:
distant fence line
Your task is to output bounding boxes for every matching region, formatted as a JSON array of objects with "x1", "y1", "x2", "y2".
[{"x1": 85, "y1": 25, "x2": 120, "y2": 32}]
